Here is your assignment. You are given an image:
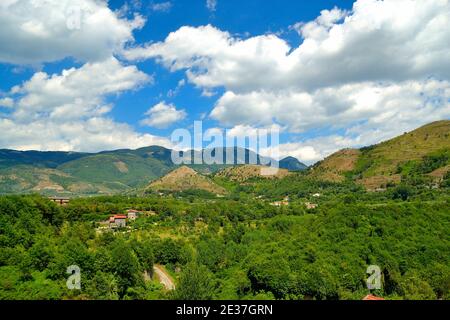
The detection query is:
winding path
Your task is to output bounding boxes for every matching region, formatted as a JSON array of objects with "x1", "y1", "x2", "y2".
[{"x1": 153, "y1": 264, "x2": 175, "y2": 291}]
